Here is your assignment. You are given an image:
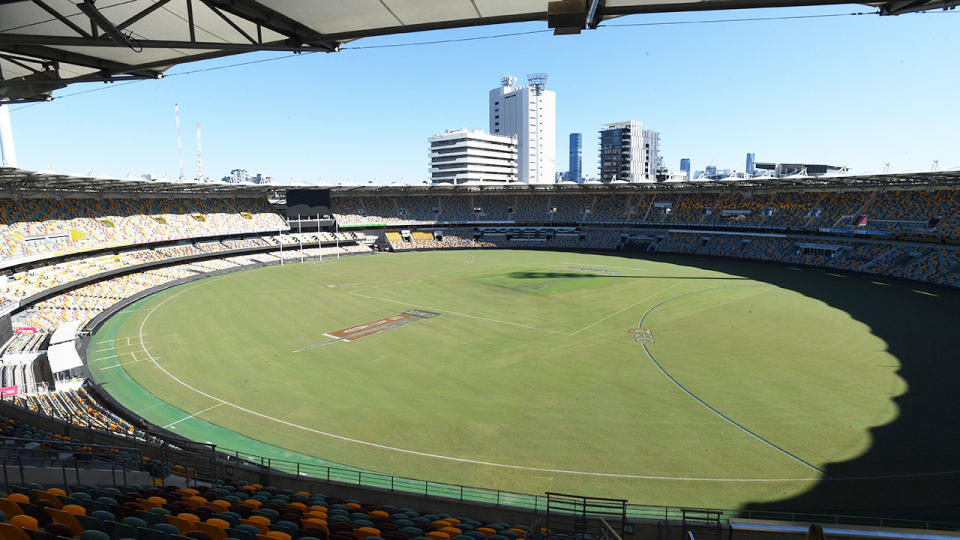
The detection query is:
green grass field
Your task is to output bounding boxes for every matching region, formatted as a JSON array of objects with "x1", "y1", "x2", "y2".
[{"x1": 88, "y1": 250, "x2": 960, "y2": 514}]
